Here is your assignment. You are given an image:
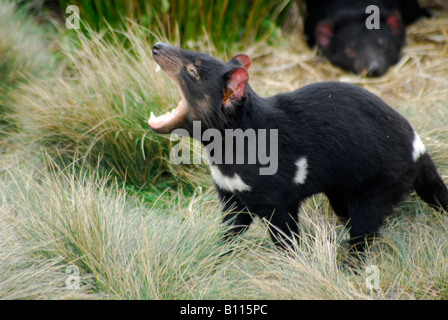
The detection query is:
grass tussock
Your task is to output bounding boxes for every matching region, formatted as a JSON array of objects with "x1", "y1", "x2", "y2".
[
  {"x1": 0, "y1": 157, "x2": 238, "y2": 299},
  {"x1": 9, "y1": 25, "x2": 194, "y2": 189},
  {"x1": 0, "y1": 0, "x2": 55, "y2": 144},
  {"x1": 2, "y1": 162, "x2": 448, "y2": 300},
  {"x1": 241, "y1": 205, "x2": 448, "y2": 299},
  {"x1": 0, "y1": 214, "x2": 99, "y2": 299}
]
